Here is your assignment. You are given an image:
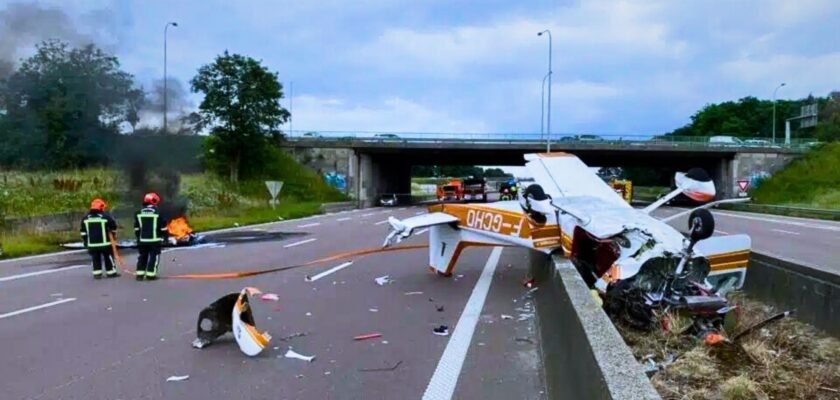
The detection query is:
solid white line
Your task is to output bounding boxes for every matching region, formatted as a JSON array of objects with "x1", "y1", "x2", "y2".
[
  {"x1": 283, "y1": 238, "x2": 318, "y2": 248},
  {"x1": 337, "y1": 217, "x2": 352, "y2": 222},
  {"x1": 714, "y1": 229, "x2": 729, "y2": 235},
  {"x1": 713, "y1": 211, "x2": 840, "y2": 232},
  {"x1": 361, "y1": 212, "x2": 376, "y2": 217},
  {"x1": 422, "y1": 247, "x2": 502, "y2": 400},
  {"x1": 415, "y1": 211, "x2": 426, "y2": 215},
  {"x1": 297, "y1": 222, "x2": 321, "y2": 228},
  {"x1": 416, "y1": 228, "x2": 429, "y2": 235},
  {"x1": 375, "y1": 219, "x2": 390, "y2": 225},
  {"x1": 0, "y1": 298, "x2": 77, "y2": 320},
  {"x1": 0, "y1": 265, "x2": 88, "y2": 283},
  {"x1": 307, "y1": 261, "x2": 353, "y2": 282},
  {"x1": 771, "y1": 228, "x2": 800, "y2": 235}
]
